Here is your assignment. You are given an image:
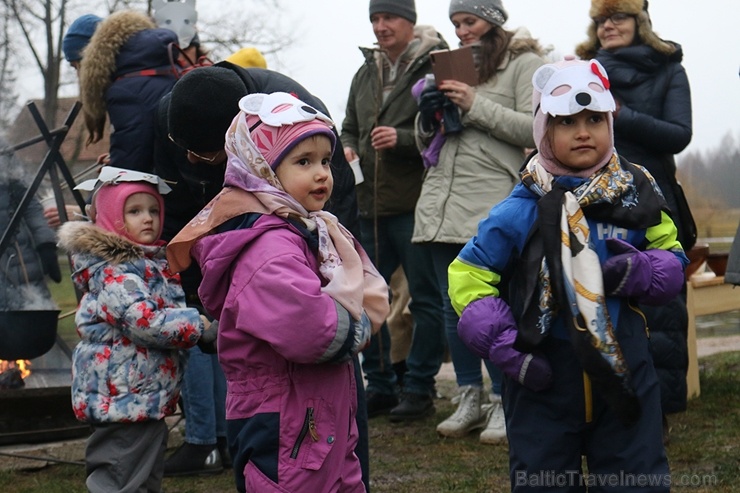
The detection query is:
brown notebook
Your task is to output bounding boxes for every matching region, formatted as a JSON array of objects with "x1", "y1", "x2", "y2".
[{"x1": 429, "y1": 45, "x2": 478, "y2": 86}]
